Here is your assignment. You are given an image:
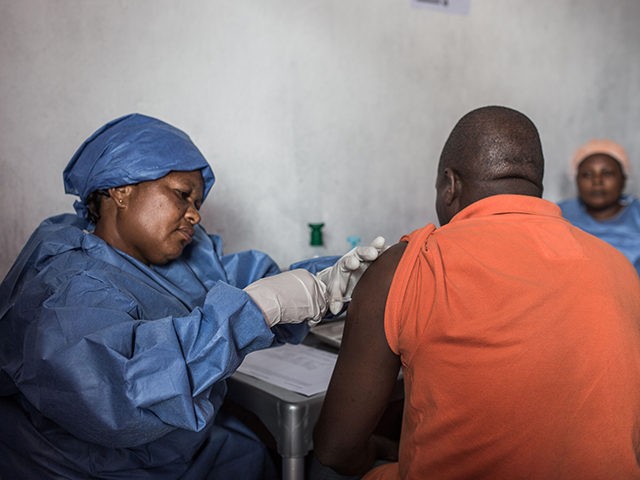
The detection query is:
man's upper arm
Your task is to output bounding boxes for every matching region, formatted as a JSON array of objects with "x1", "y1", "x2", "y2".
[{"x1": 313, "y1": 242, "x2": 406, "y2": 475}]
